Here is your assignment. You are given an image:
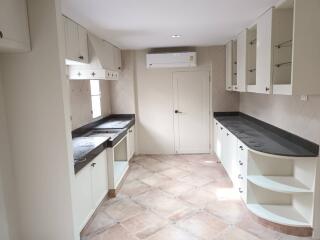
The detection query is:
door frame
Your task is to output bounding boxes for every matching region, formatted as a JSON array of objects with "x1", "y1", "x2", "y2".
[{"x1": 172, "y1": 70, "x2": 213, "y2": 154}]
